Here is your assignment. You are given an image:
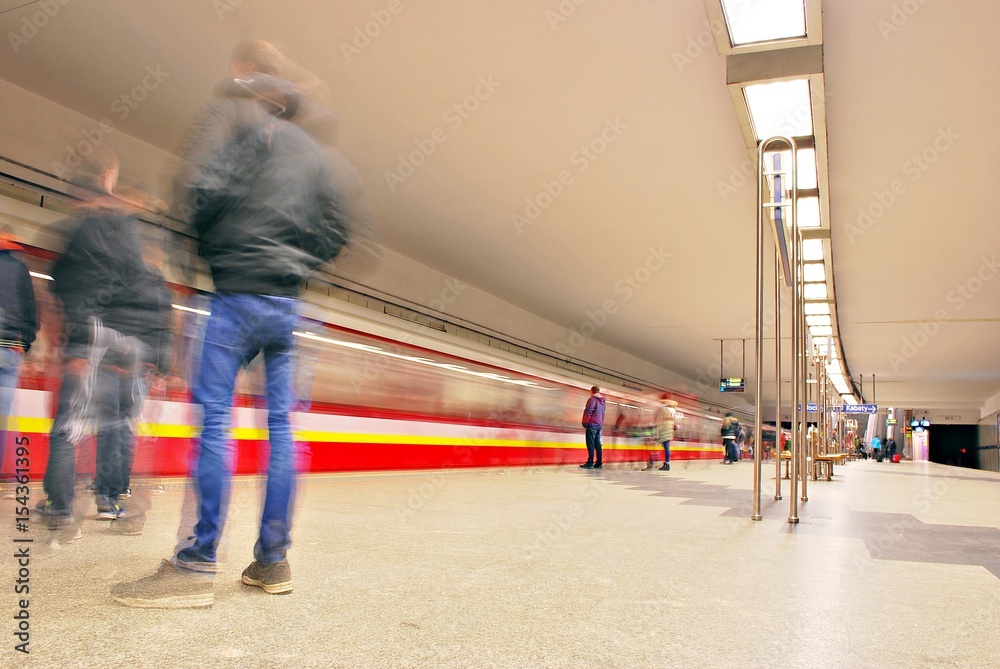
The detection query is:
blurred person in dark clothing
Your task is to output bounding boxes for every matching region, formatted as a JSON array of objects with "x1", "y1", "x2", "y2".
[
  {"x1": 0, "y1": 232, "x2": 37, "y2": 497},
  {"x1": 225, "y1": 39, "x2": 379, "y2": 278},
  {"x1": 35, "y1": 152, "x2": 172, "y2": 542},
  {"x1": 113, "y1": 60, "x2": 347, "y2": 608},
  {"x1": 721, "y1": 412, "x2": 740, "y2": 464}
]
